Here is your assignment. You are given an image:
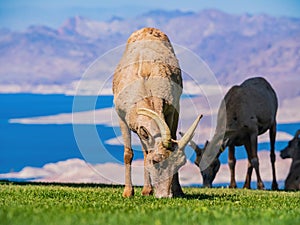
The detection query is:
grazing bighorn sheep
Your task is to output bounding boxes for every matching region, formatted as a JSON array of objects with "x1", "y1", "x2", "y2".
[
  {"x1": 280, "y1": 130, "x2": 300, "y2": 190},
  {"x1": 199, "y1": 77, "x2": 278, "y2": 190},
  {"x1": 179, "y1": 132, "x2": 220, "y2": 187},
  {"x1": 113, "y1": 27, "x2": 202, "y2": 198}
]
